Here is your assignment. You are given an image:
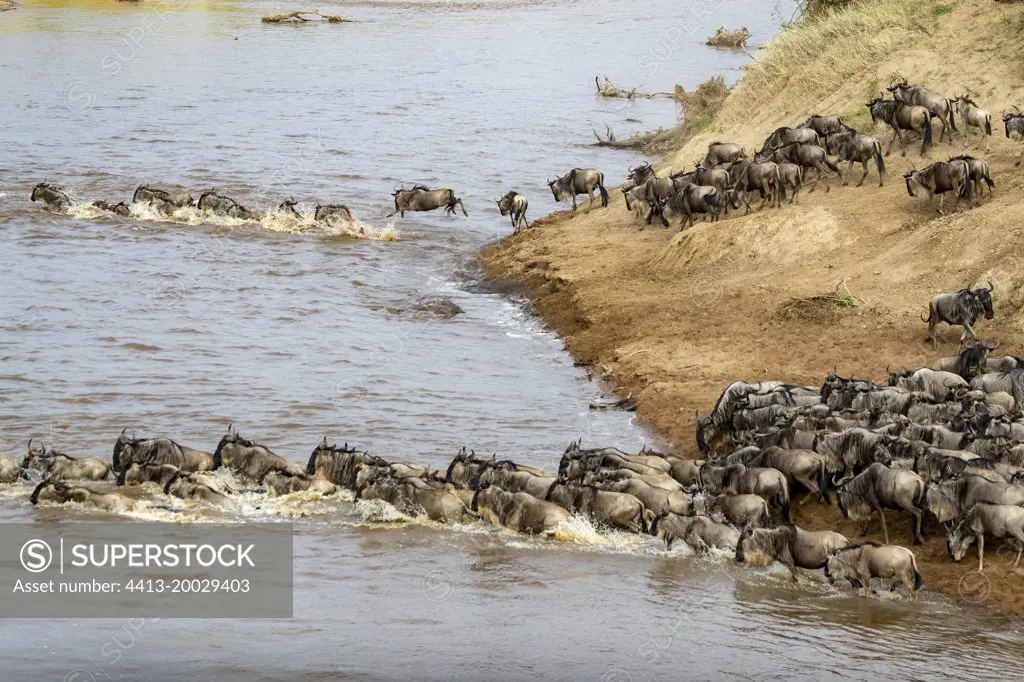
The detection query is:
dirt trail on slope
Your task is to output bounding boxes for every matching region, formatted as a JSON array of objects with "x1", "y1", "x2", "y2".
[{"x1": 481, "y1": 0, "x2": 1024, "y2": 615}]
